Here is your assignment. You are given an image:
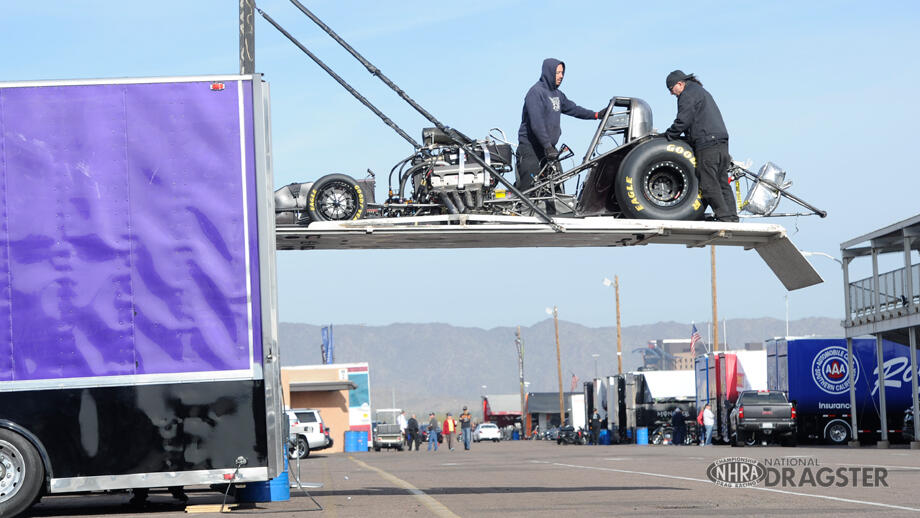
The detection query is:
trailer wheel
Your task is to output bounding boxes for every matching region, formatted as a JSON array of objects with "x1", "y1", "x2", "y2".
[
  {"x1": 306, "y1": 174, "x2": 366, "y2": 222},
  {"x1": 614, "y1": 138, "x2": 706, "y2": 220},
  {"x1": 0, "y1": 429, "x2": 44, "y2": 518},
  {"x1": 825, "y1": 421, "x2": 851, "y2": 445}
]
